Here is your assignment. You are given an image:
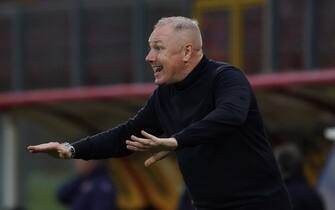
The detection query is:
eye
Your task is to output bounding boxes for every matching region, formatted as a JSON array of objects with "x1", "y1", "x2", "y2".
[
  {"x1": 148, "y1": 43, "x2": 165, "y2": 53},
  {"x1": 153, "y1": 46, "x2": 162, "y2": 51}
]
